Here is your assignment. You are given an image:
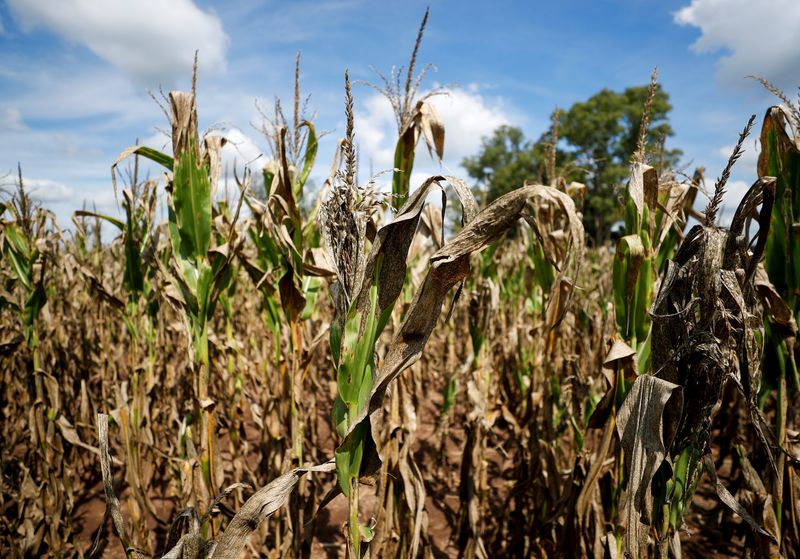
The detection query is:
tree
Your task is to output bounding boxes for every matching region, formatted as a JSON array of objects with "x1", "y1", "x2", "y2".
[
  {"x1": 462, "y1": 126, "x2": 542, "y2": 204},
  {"x1": 463, "y1": 84, "x2": 682, "y2": 244}
]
